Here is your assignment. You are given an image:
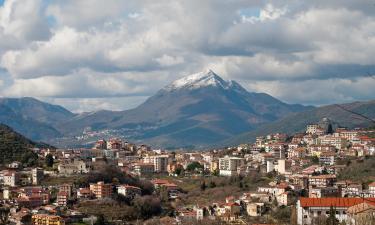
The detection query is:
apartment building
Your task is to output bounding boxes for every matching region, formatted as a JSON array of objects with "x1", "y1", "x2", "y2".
[
  {"x1": 89, "y1": 182, "x2": 112, "y2": 199},
  {"x1": 219, "y1": 156, "x2": 245, "y2": 176}
]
